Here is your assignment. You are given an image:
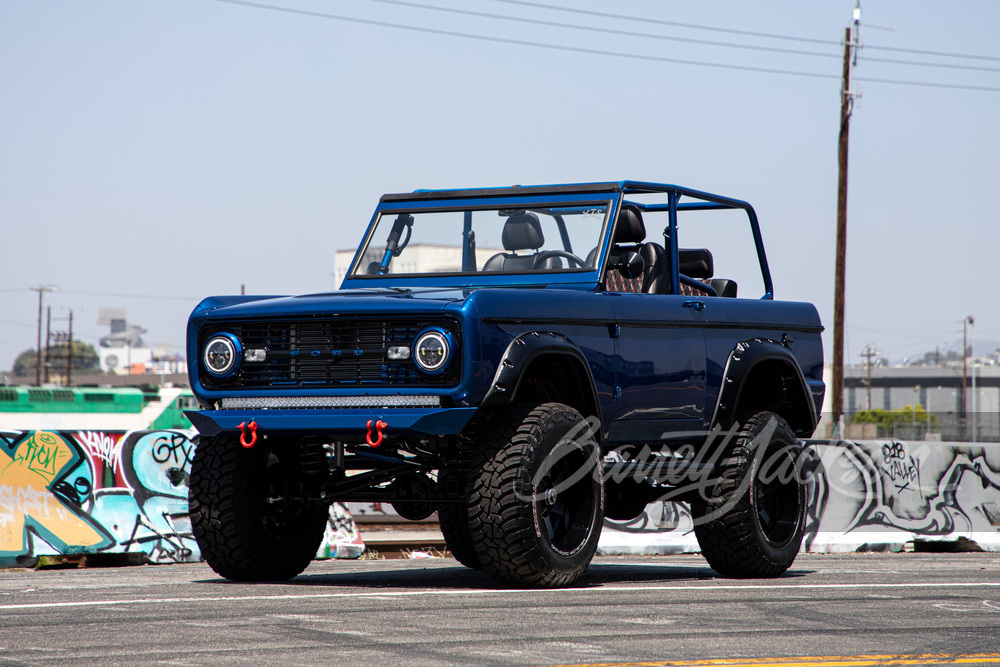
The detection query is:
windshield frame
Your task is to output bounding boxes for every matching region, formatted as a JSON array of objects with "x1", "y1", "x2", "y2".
[{"x1": 341, "y1": 191, "x2": 617, "y2": 290}]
